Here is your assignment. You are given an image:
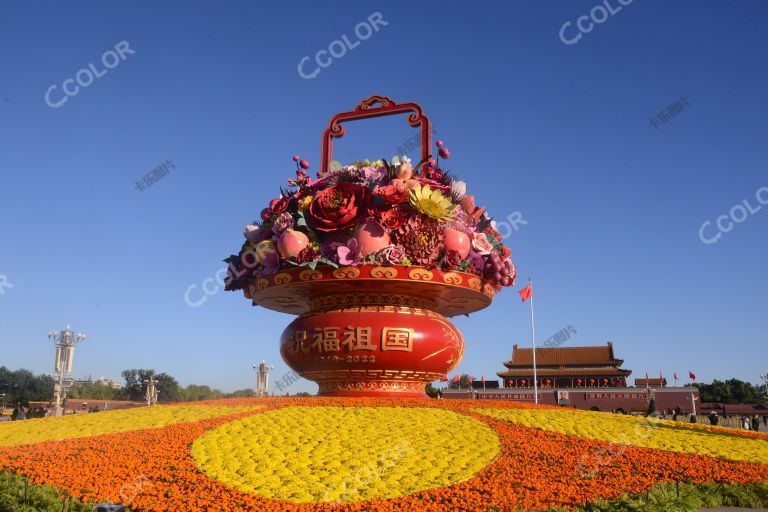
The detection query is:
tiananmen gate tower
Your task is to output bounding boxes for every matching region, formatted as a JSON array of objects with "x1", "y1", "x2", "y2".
[
  {"x1": 497, "y1": 342, "x2": 631, "y2": 389},
  {"x1": 443, "y1": 341, "x2": 703, "y2": 414}
]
